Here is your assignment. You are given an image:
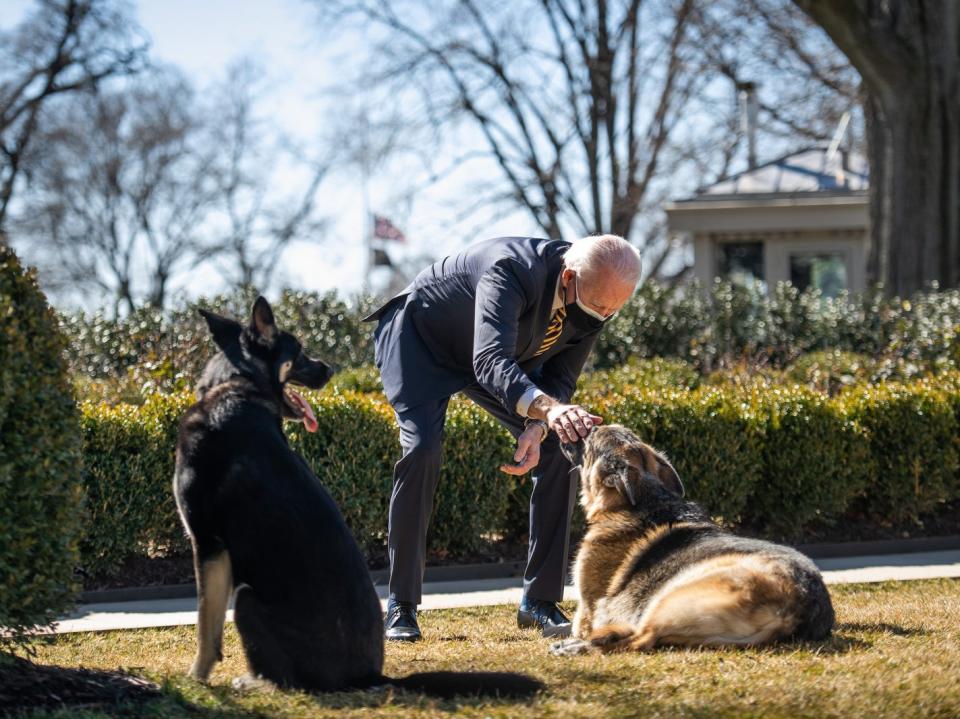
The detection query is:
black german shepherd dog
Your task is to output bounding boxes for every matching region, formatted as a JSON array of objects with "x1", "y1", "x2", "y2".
[{"x1": 173, "y1": 297, "x2": 540, "y2": 697}]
